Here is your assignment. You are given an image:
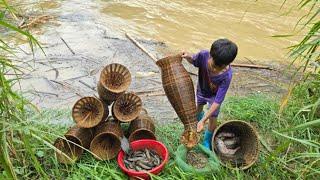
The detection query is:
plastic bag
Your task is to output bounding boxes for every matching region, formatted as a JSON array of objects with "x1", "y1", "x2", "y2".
[{"x1": 175, "y1": 144, "x2": 220, "y2": 174}]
